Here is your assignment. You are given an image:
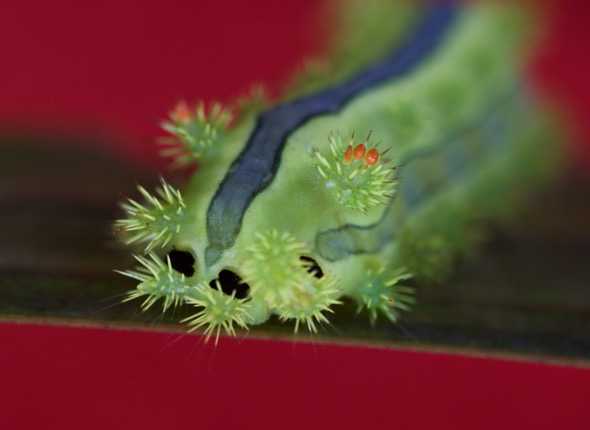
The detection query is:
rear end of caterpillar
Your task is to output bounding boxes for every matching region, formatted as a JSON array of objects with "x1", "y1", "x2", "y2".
[{"x1": 115, "y1": 2, "x2": 560, "y2": 343}]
